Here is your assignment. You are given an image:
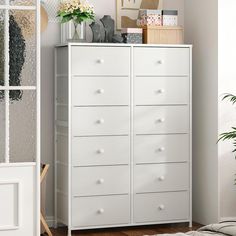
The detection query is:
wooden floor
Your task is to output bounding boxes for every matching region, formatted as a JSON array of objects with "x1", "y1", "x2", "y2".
[{"x1": 50, "y1": 223, "x2": 202, "y2": 236}]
